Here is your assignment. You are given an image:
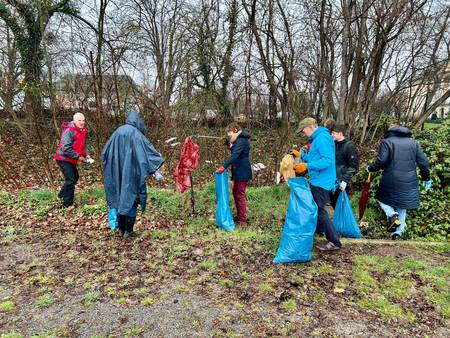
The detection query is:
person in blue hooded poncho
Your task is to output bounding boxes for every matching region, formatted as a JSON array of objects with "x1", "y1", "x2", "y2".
[{"x1": 101, "y1": 111, "x2": 164, "y2": 238}]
